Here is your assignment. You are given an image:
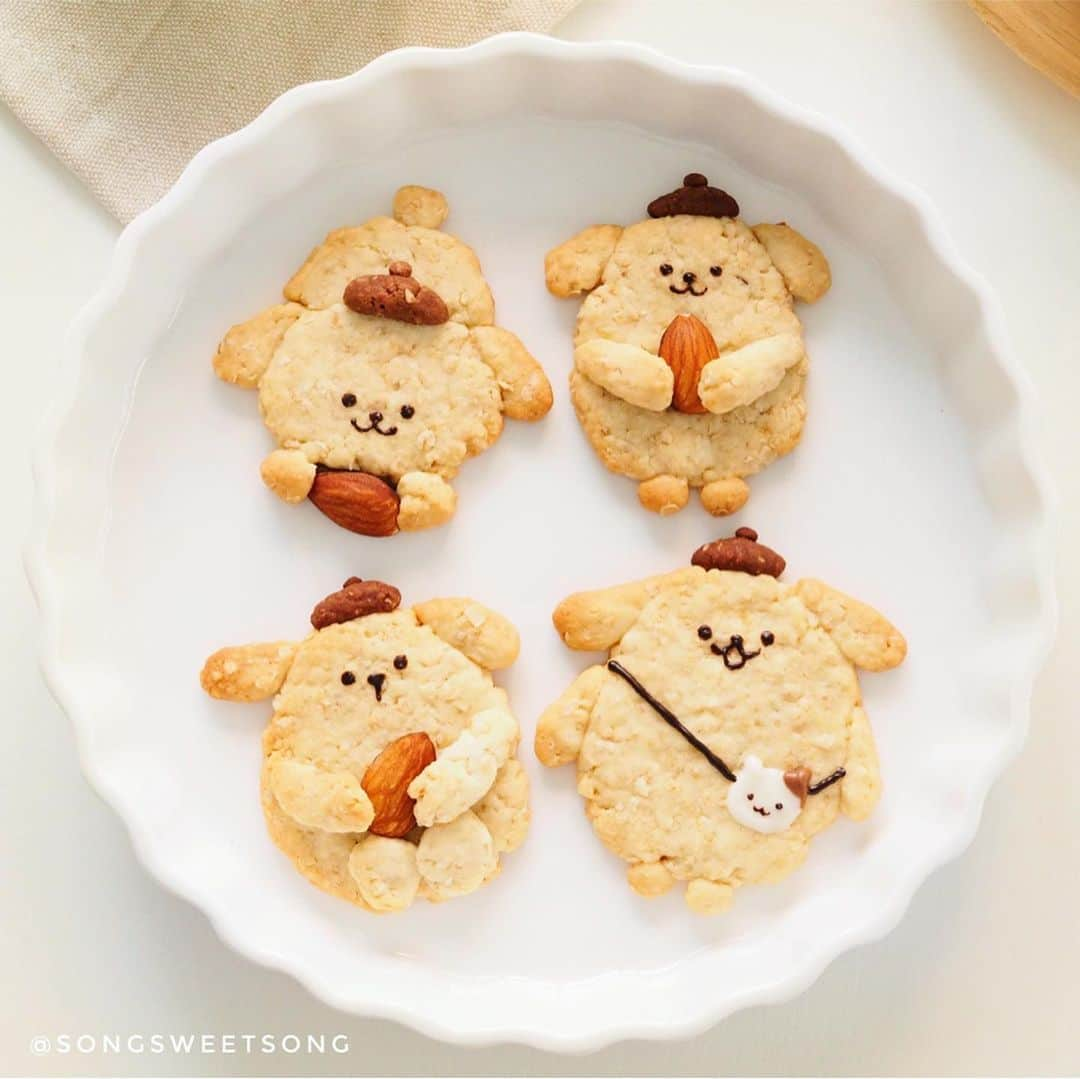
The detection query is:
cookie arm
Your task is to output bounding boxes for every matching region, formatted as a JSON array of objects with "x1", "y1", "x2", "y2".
[
  {"x1": 408, "y1": 708, "x2": 517, "y2": 827},
  {"x1": 535, "y1": 664, "x2": 607, "y2": 767},
  {"x1": 213, "y1": 303, "x2": 305, "y2": 388},
  {"x1": 840, "y1": 705, "x2": 881, "y2": 820},
  {"x1": 413, "y1": 598, "x2": 520, "y2": 670},
  {"x1": 261, "y1": 449, "x2": 317, "y2": 503},
  {"x1": 200, "y1": 641, "x2": 298, "y2": 701},
  {"x1": 575, "y1": 339, "x2": 674, "y2": 411},
  {"x1": 794, "y1": 579, "x2": 907, "y2": 671},
  {"x1": 397, "y1": 472, "x2": 456, "y2": 532},
  {"x1": 470, "y1": 325, "x2": 553, "y2": 421},
  {"x1": 266, "y1": 756, "x2": 375, "y2": 834},
  {"x1": 544, "y1": 224, "x2": 622, "y2": 297},
  {"x1": 751, "y1": 223, "x2": 831, "y2": 303},
  {"x1": 697, "y1": 332, "x2": 804, "y2": 415}
]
